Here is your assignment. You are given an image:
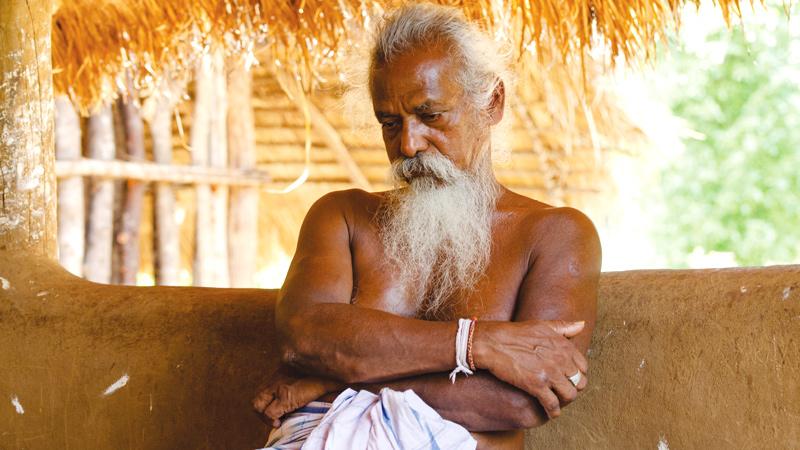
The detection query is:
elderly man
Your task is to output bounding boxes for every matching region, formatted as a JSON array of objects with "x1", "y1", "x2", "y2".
[{"x1": 253, "y1": 4, "x2": 600, "y2": 449}]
